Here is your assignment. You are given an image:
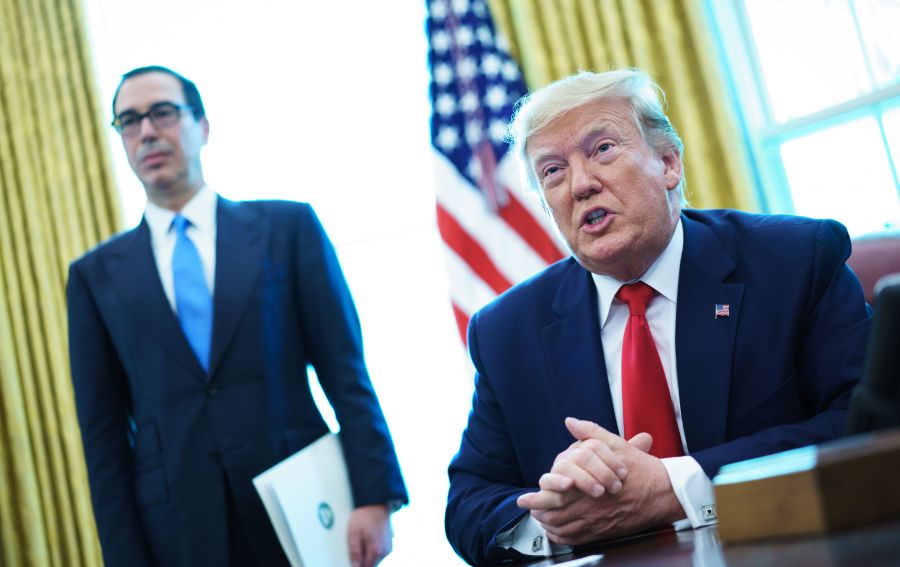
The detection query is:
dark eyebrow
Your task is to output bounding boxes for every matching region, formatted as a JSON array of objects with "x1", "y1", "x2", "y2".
[{"x1": 115, "y1": 101, "x2": 182, "y2": 119}]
